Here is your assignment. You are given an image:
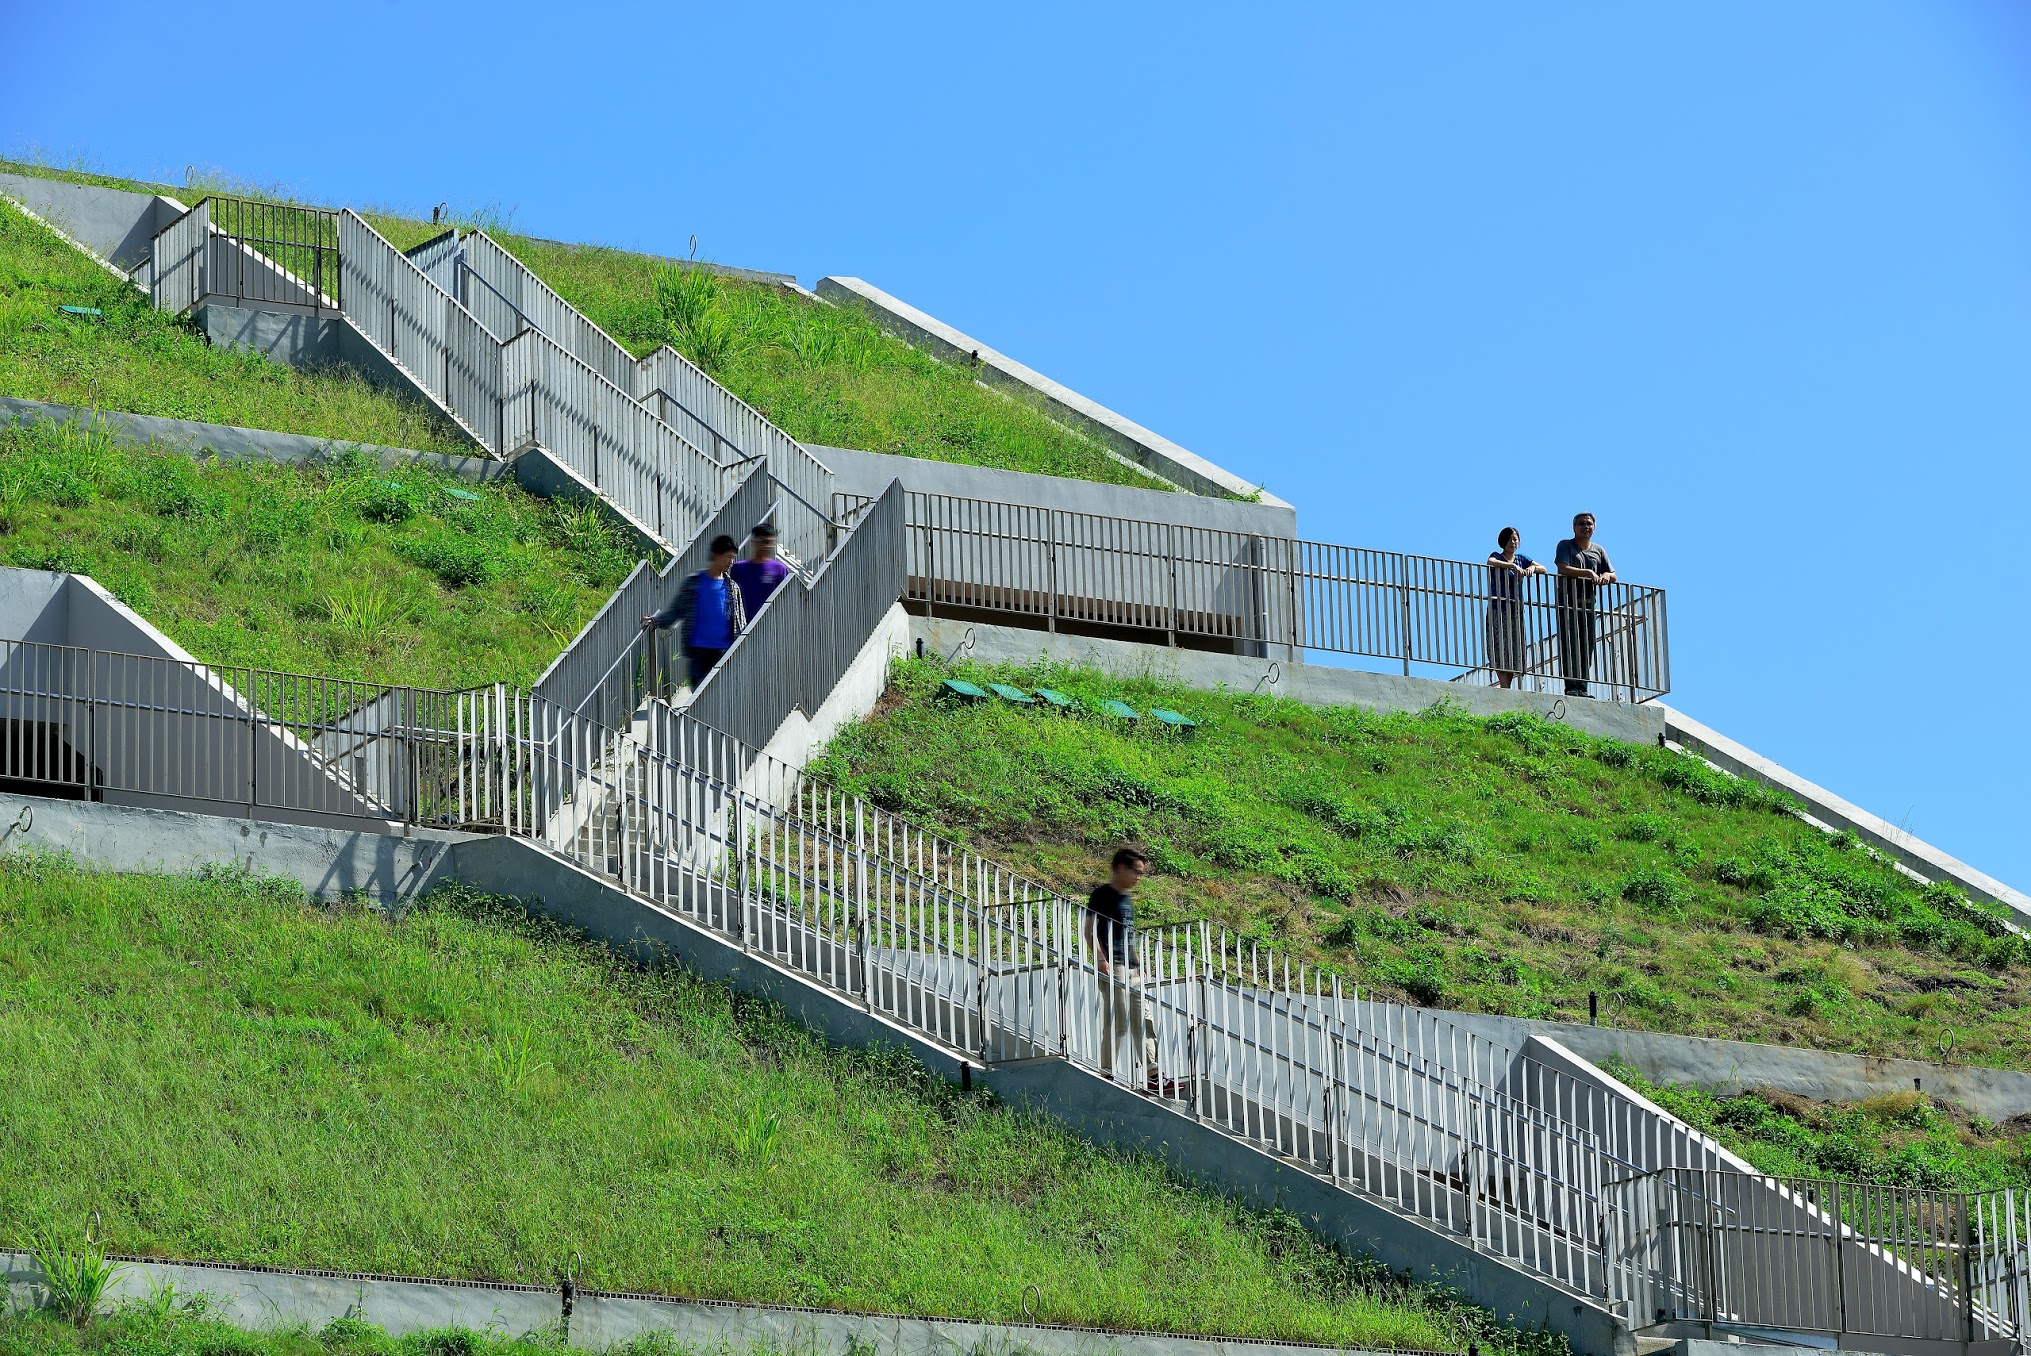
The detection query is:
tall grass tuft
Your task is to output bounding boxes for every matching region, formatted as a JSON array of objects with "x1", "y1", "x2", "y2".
[{"x1": 27, "y1": 1217, "x2": 126, "y2": 1326}]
